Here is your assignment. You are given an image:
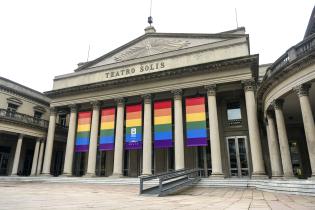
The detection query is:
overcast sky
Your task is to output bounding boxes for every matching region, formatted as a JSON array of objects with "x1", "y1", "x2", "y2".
[{"x1": 0, "y1": 0, "x2": 314, "y2": 92}]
